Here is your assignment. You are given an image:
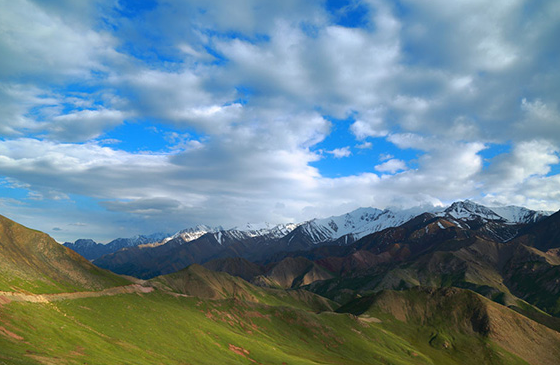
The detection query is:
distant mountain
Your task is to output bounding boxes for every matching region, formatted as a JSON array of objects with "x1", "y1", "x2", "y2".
[
  {"x1": 489, "y1": 204, "x2": 552, "y2": 224},
  {"x1": 202, "y1": 257, "x2": 264, "y2": 281},
  {"x1": 91, "y1": 200, "x2": 553, "y2": 280},
  {"x1": 433, "y1": 200, "x2": 551, "y2": 242},
  {"x1": 282, "y1": 207, "x2": 424, "y2": 247},
  {"x1": 514, "y1": 209, "x2": 560, "y2": 251},
  {"x1": 64, "y1": 232, "x2": 171, "y2": 260},
  {"x1": 0, "y1": 214, "x2": 129, "y2": 293},
  {"x1": 93, "y1": 224, "x2": 298, "y2": 279},
  {"x1": 435, "y1": 200, "x2": 551, "y2": 225}
]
